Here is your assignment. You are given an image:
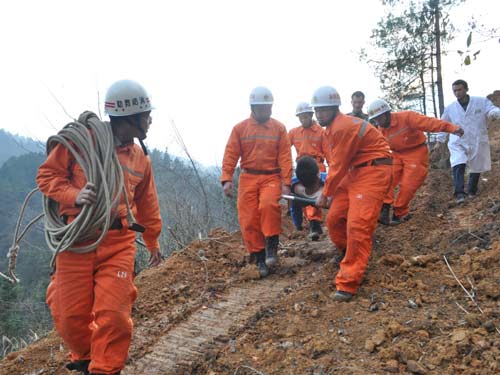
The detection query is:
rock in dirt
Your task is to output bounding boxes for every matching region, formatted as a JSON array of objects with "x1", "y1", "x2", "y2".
[
  {"x1": 378, "y1": 347, "x2": 398, "y2": 360},
  {"x1": 4, "y1": 353, "x2": 17, "y2": 361},
  {"x1": 477, "y1": 280, "x2": 500, "y2": 299},
  {"x1": 406, "y1": 360, "x2": 427, "y2": 374},
  {"x1": 408, "y1": 255, "x2": 439, "y2": 267},
  {"x1": 309, "y1": 248, "x2": 335, "y2": 261},
  {"x1": 384, "y1": 359, "x2": 399, "y2": 373},
  {"x1": 14, "y1": 356, "x2": 23, "y2": 364},
  {"x1": 416, "y1": 330, "x2": 430, "y2": 340},
  {"x1": 365, "y1": 329, "x2": 386, "y2": 352},
  {"x1": 365, "y1": 339, "x2": 376, "y2": 353},
  {"x1": 387, "y1": 320, "x2": 410, "y2": 337},
  {"x1": 378, "y1": 254, "x2": 405, "y2": 267},
  {"x1": 465, "y1": 313, "x2": 482, "y2": 328},
  {"x1": 451, "y1": 329, "x2": 469, "y2": 343},
  {"x1": 483, "y1": 320, "x2": 497, "y2": 333},
  {"x1": 238, "y1": 264, "x2": 261, "y2": 280},
  {"x1": 408, "y1": 299, "x2": 419, "y2": 309},
  {"x1": 372, "y1": 329, "x2": 386, "y2": 346}
]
